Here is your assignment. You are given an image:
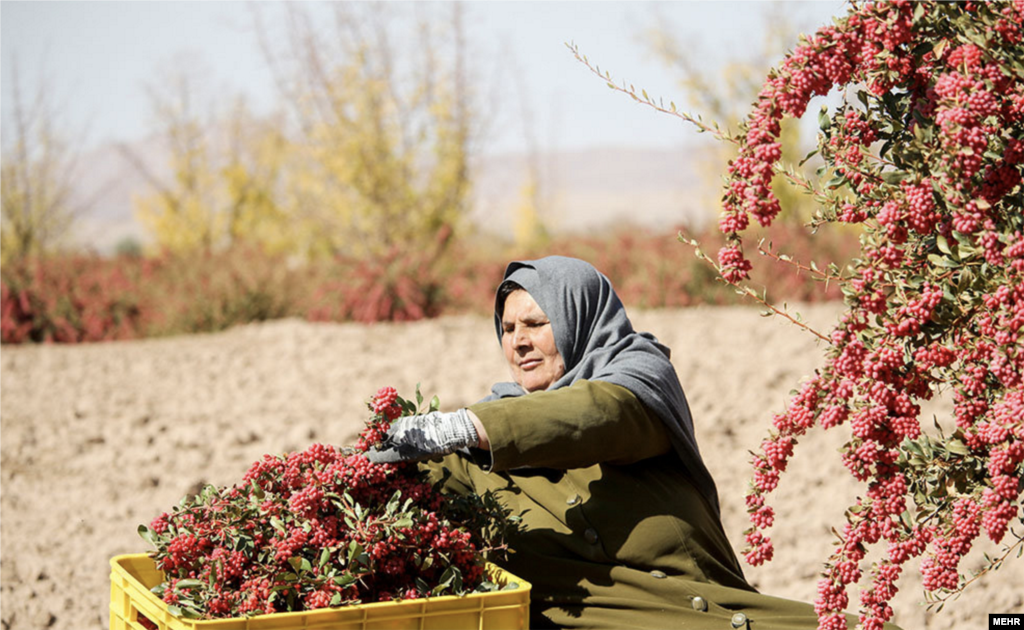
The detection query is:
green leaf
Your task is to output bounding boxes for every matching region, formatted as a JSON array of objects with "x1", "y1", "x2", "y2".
[
  {"x1": 857, "y1": 89, "x2": 870, "y2": 109},
  {"x1": 334, "y1": 573, "x2": 358, "y2": 588},
  {"x1": 825, "y1": 174, "x2": 847, "y2": 189},
  {"x1": 927, "y1": 254, "x2": 959, "y2": 269},
  {"x1": 175, "y1": 579, "x2": 203, "y2": 589},
  {"x1": 947, "y1": 441, "x2": 970, "y2": 456},
  {"x1": 386, "y1": 491, "x2": 401, "y2": 515},
  {"x1": 818, "y1": 106, "x2": 832, "y2": 131},
  {"x1": 881, "y1": 170, "x2": 909, "y2": 184},
  {"x1": 936, "y1": 235, "x2": 952, "y2": 256},
  {"x1": 434, "y1": 566, "x2": 456, "y2": 594},
  {"x1": 798, "y1": 149, "x2": 819, "y2": 167},
  {"x1": 348, "y1": 541, "x2": 363, "y2": 562},
  {"x1": 180, "y1": 606, "x2": 203, "y2": 619},
  {"x1": 137, "y1": 524, "x2": 157, "y2": 547},
  {"x1": 429, "y1": 395, "x2": 440, "y2": 412}
]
